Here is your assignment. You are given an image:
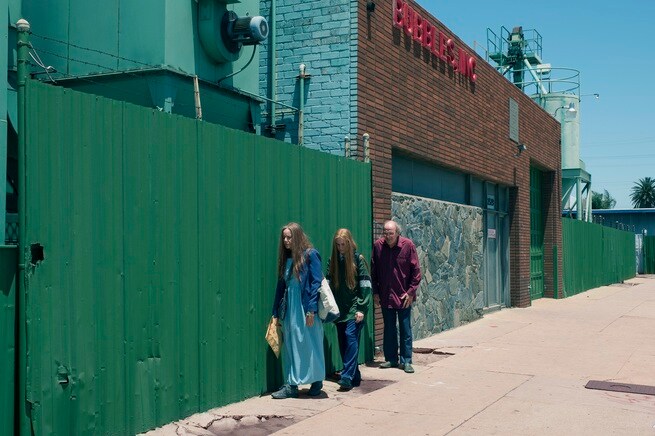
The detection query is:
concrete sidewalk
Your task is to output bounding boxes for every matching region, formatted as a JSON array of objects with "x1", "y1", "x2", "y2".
[{"x1": 144, "y1": 276, "x2": 655, "y2": 435}]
